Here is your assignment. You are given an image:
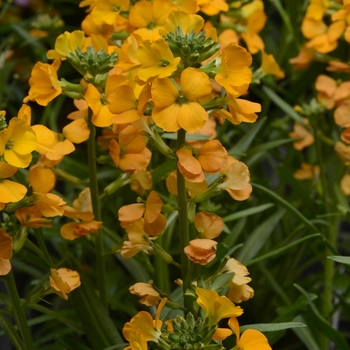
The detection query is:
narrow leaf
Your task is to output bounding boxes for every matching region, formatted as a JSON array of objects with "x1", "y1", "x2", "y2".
[
  {"x1": 294, "y1": 284, "x2": 350, "y2": 350},
  {"x1": 327, "y1": 256, "x2": 350, "y2": 265},
  {"x1": 223, "y1": 203, "x2": 274, "y2": 223},
  {"x1": 240, "y1": 322, "x2": 306, "y2": 333},
  {"x1": 236, "y1": 209, "x2": 285, "y2": 263},
  {"x1": 292, "y1": 315, "x2": 320, "y2": 350},
  {"x1": 246, "y1": 234, "x2": 321, "y2": 266},
  {"x1": 56, "y1": 335, "x2": 93, "y2": 350},
  {"x1": 0, "y1": 311, "x2": 25, "y2": 350}
]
